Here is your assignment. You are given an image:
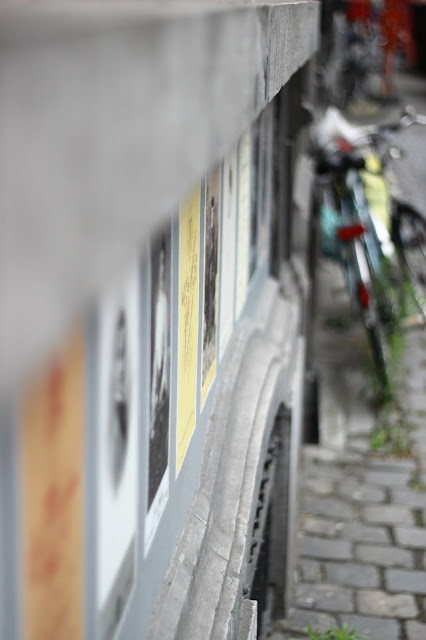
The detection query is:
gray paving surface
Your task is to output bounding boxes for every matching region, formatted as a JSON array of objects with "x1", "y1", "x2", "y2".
[
  {"x1": 274, "y1": 328, "x2": 426, "y2": 640},
  {"x1": 273, "y1": 72, "x2": 426, "y2": 640}
]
